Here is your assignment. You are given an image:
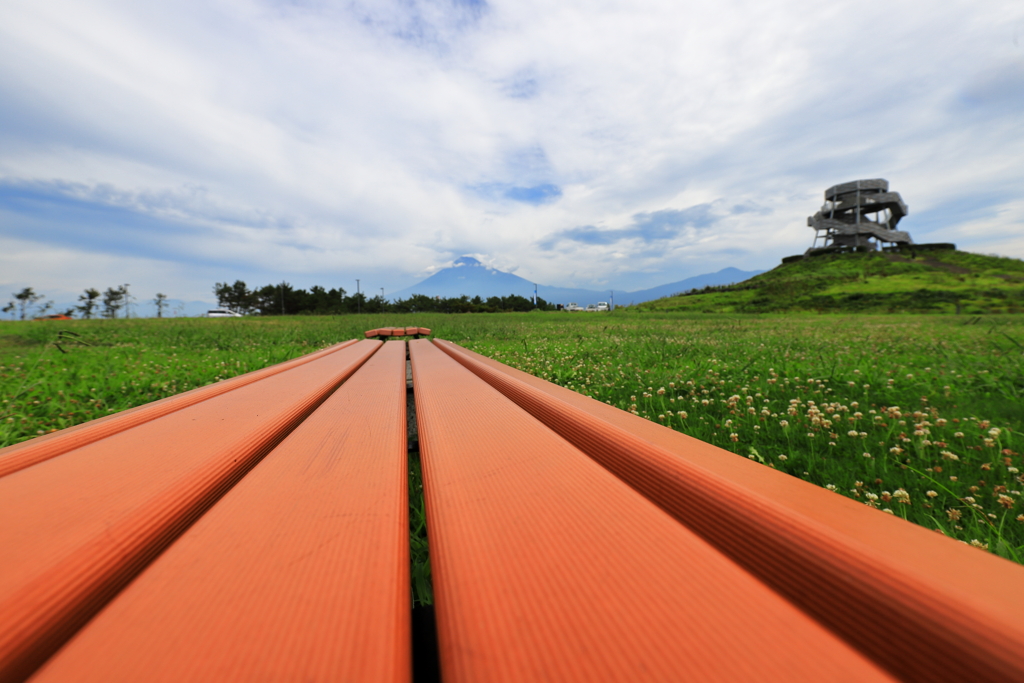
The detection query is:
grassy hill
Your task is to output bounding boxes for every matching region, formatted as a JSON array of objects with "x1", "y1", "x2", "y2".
[{"x1": 637, "y1": 250, "x2": 1024, "y2": 314}]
